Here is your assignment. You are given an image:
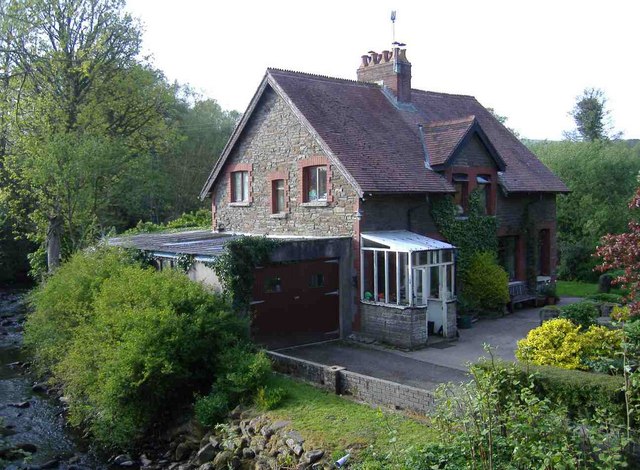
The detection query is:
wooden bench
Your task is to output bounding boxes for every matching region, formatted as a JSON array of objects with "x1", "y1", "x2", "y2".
[{"x1": 508, "y1": 281, "x2": 536, "y2": 312}]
